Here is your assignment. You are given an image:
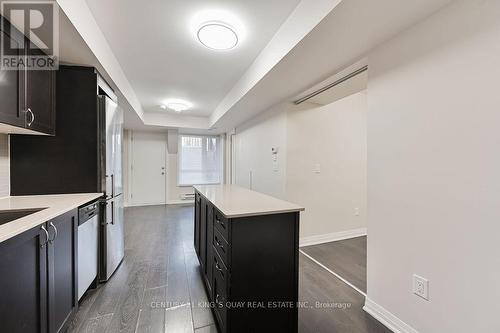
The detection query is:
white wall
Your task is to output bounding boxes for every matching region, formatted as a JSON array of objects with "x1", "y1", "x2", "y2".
[
  {"x1": 166, "y1": 153, "x2": 193, "y2": 204},
  {"x1": 366, "y1": 1, "x2": 500, "y2": 332},
  {"x1": 287, "y1": 92, "x2": 367, "y2": 238},
  {"x1": 123, "y1": 130, "x2": 131, "y2": 206},
  {"x1": 234, "y1": 105, "x2": 289, "y2": 199},
  {"x1": 233, "y1": 92, "x2": 367, "y2": 239}
]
